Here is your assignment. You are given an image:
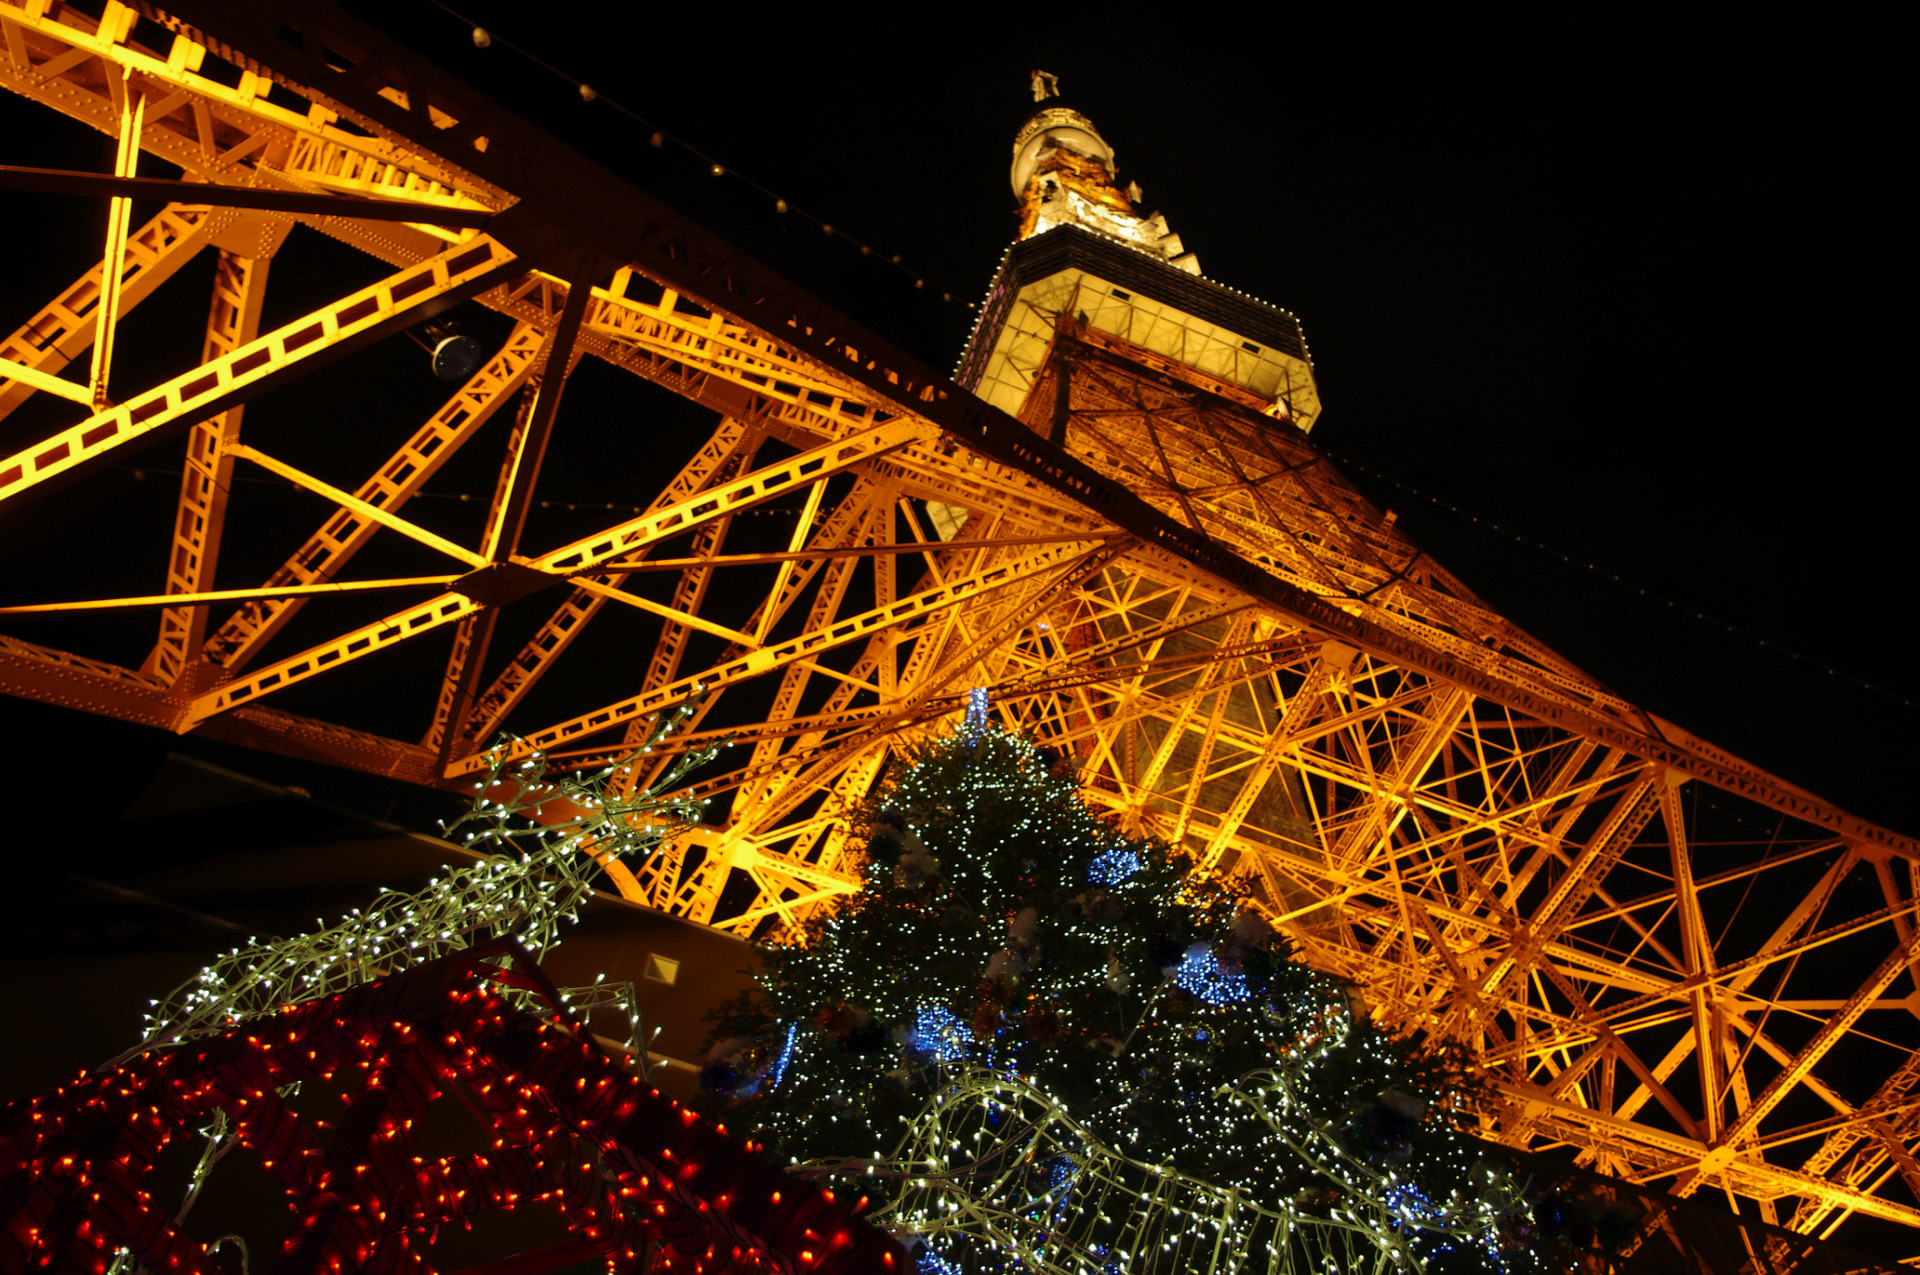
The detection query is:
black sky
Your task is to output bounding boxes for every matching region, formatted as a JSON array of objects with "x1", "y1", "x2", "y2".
[{"x1": 2, "y1": 2, "x2": 1914, "y2": 840}]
